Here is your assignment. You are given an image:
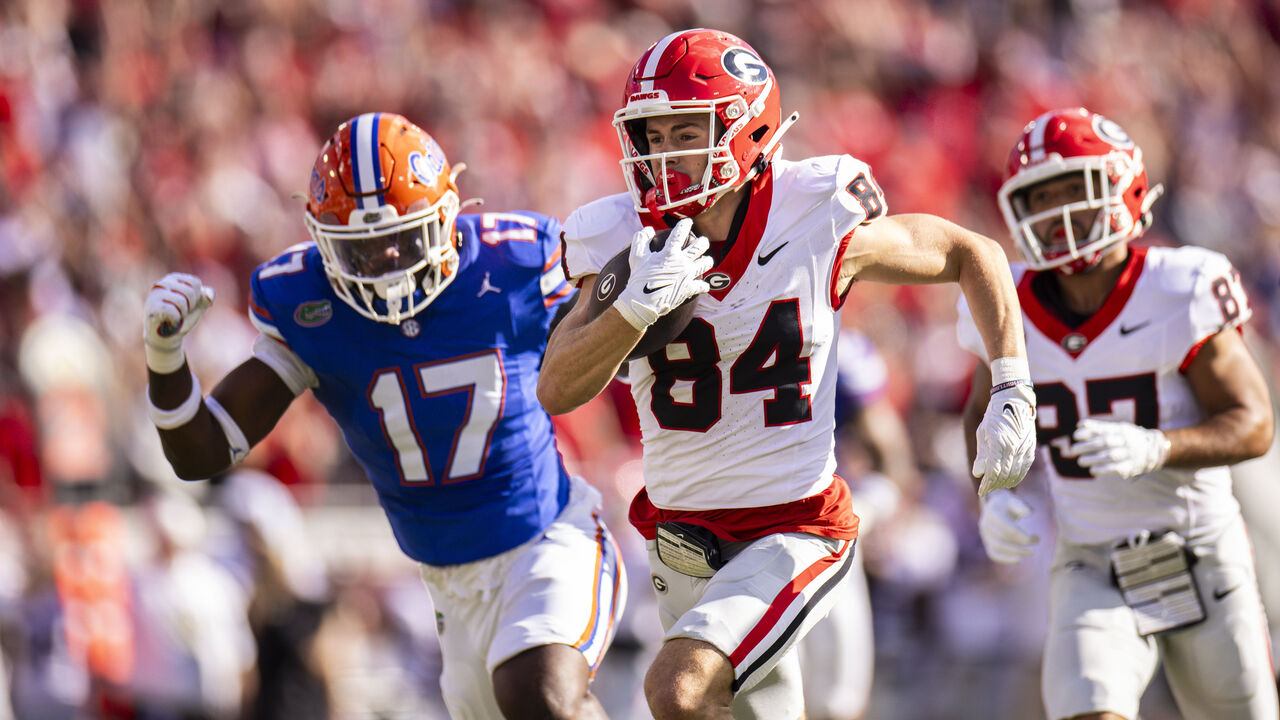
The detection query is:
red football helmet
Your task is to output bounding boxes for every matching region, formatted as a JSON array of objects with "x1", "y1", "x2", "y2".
[
  {"x1": 998, "y1": 107, "x2": 1163, "y2": 274},
  {"x1": 614, "y1": 28, "x2": 797, "y2": 220},
  {"x1": 304, "y1": 112, "x2": 462, "y2": 323}
]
